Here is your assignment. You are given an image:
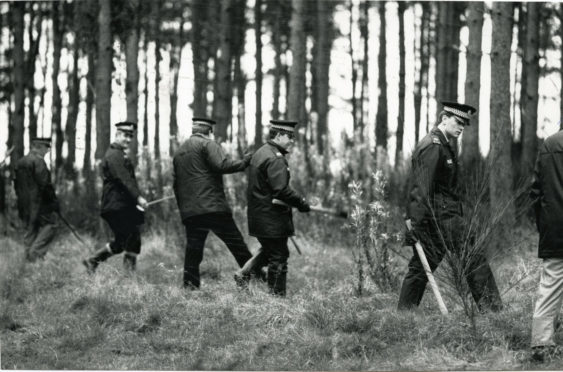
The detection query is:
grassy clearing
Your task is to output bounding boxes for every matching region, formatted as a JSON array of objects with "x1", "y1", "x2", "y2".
[{"x1": 0, "y1": 223, "x2": 560, "y2": 370}]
